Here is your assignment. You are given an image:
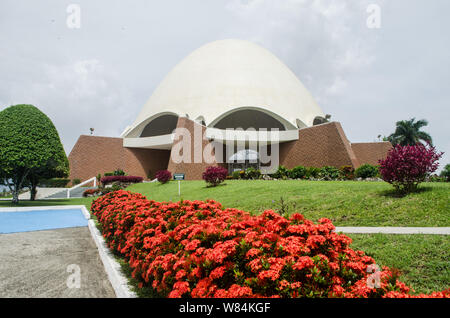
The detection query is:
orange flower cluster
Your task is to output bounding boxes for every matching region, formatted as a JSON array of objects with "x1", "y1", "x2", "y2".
[{"x1": 91, "y1": 190, "x2": 449, "y2": 298}]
